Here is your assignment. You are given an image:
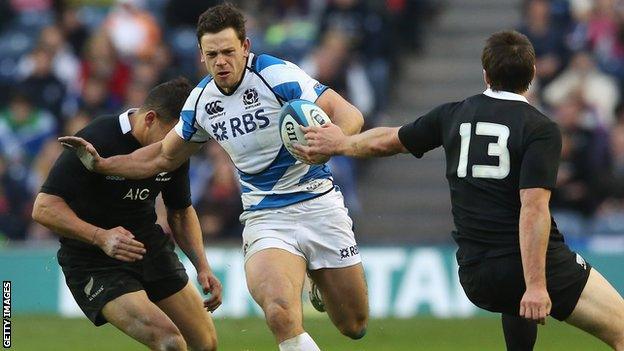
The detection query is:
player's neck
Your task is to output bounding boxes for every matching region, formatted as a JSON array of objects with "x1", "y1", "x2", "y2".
[
  {"x1": 128, "y1": 112, "x2": 148, "y2": 146},
  {"x1": 218, "y1": 74, "x2": 244, "y2": 94}
]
